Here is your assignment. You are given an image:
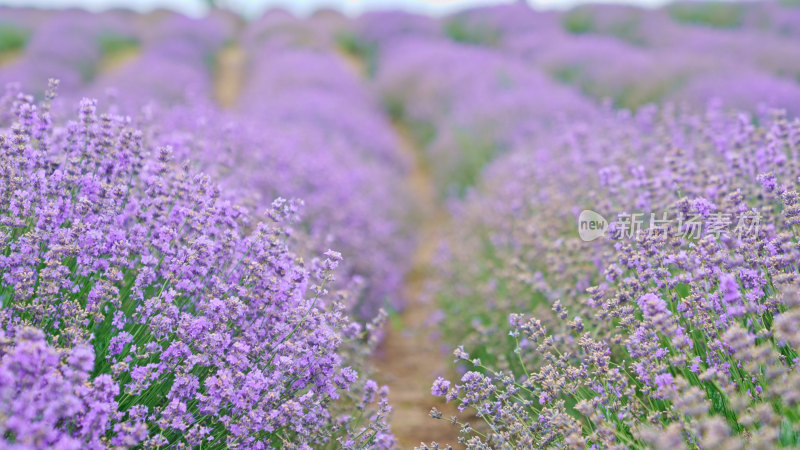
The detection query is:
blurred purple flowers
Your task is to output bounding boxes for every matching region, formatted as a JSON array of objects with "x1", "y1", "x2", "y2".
[{"x1": 3, "y1": 1, "x2": 800, "y2": 448}]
